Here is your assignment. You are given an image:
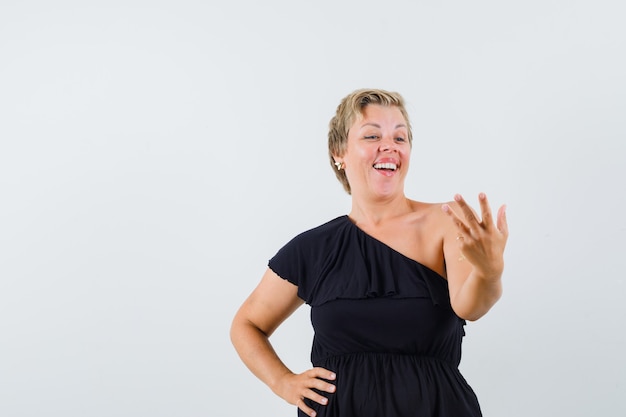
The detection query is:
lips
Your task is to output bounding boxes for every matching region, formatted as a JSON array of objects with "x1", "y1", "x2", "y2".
[
  {"x1": 373, "y1": 156, "x2": 400, "y2": 171},
  {"x1": 373, "y1": 162, "x2": 398, "y2": 171}
]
